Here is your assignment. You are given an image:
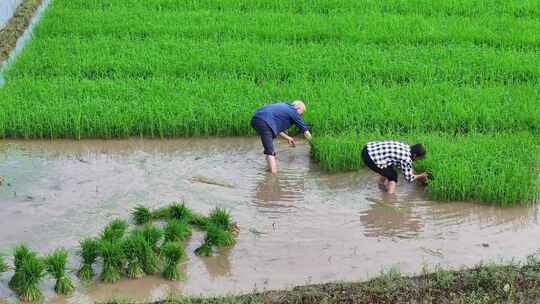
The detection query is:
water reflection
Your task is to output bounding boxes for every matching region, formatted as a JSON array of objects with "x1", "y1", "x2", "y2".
[
  {"x1": 359, "y1": 197, "x2": 423, "y2": 239},
  {"x1": 200, "y1": 248, "x2": 233, "y2": 279},
  {"x1": 252, "y1": 170, "x2": 305, "y2": 207}
]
